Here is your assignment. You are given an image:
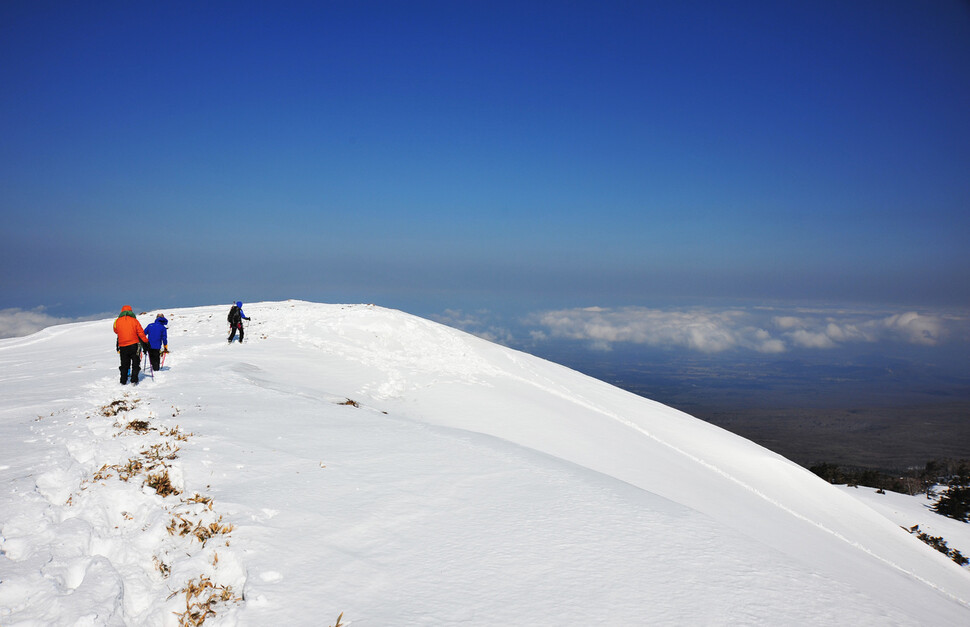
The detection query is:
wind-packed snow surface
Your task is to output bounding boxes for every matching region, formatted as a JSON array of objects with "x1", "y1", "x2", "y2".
[{"x1": 1, "y1": 300, "x2": 968, "y2": 625}]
